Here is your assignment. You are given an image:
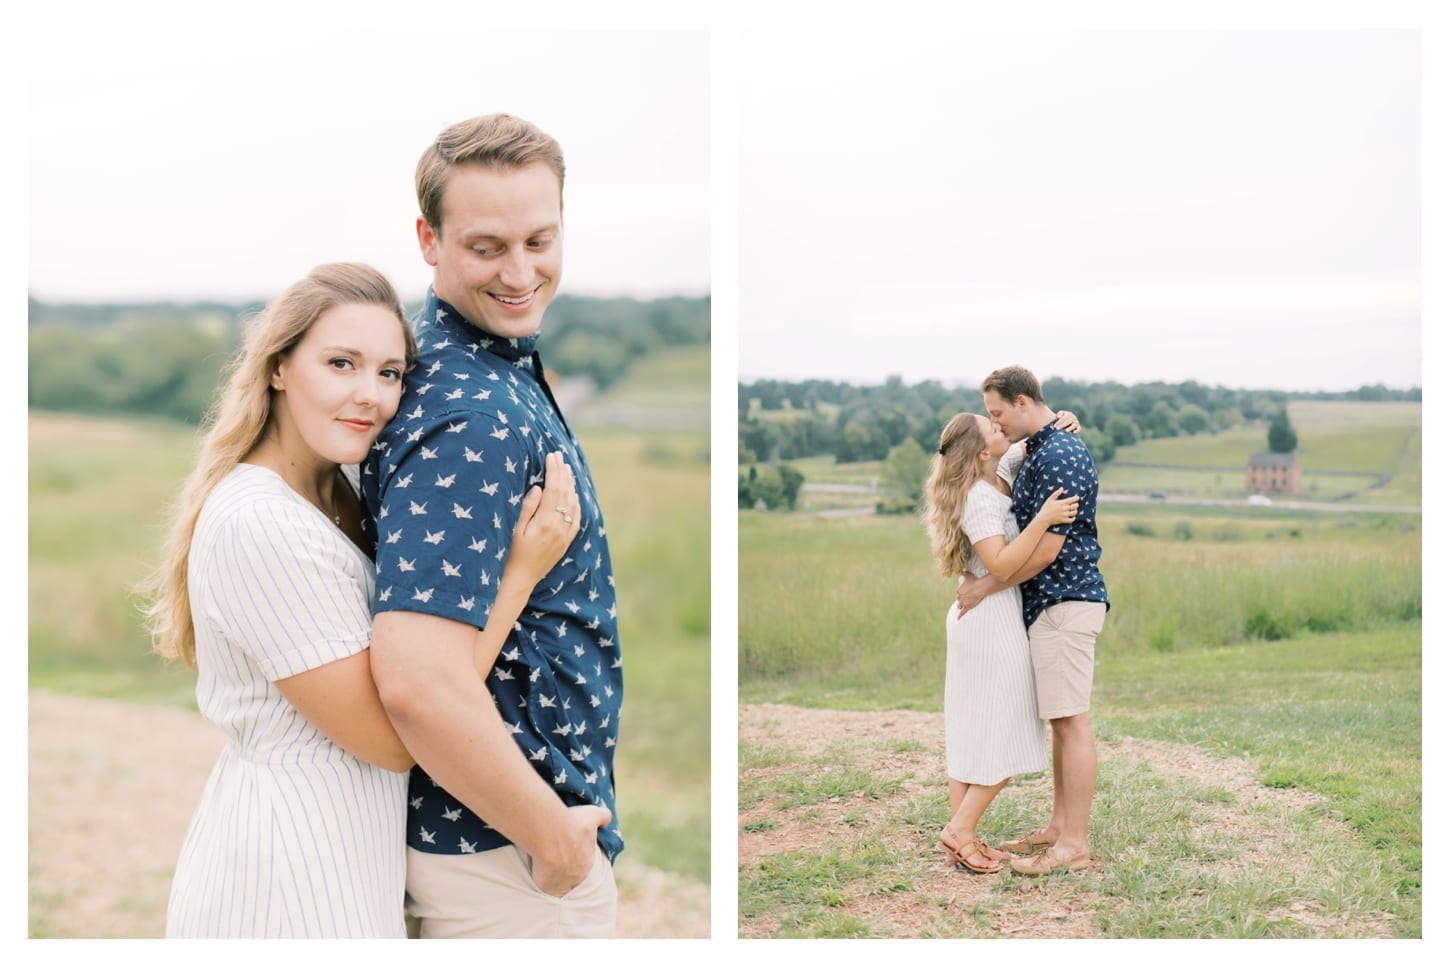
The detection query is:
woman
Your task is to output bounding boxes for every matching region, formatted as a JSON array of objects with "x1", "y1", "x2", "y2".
[
  {"x1": 922, "y1": 411, "x2": 1079, "y2": 874},
  {"x1": 142, "y1": 263, "x2": 580, "y2": 937}
]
